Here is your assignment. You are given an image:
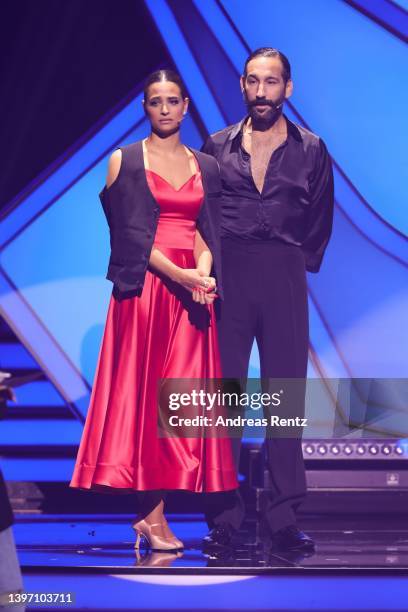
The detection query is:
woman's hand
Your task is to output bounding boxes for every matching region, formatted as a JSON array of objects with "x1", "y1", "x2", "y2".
[
  {"x1": 192, "y1": 275, "x2": 218, "y2": 305},
  {"x1": 172, "y1": 268, "x2": 210, "y2": 293},
  {"x1": 192, "y1": 287, "x2": 218, "y2": 305}
]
